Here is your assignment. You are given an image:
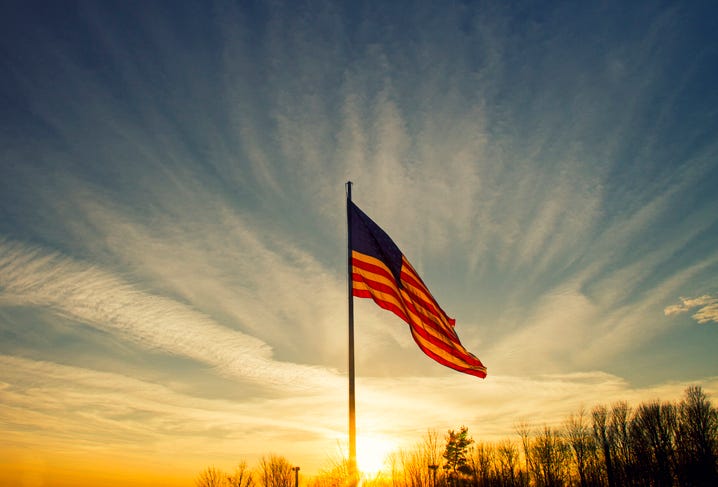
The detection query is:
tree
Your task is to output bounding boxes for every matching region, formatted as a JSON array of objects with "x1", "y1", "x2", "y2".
[
  {"x1": 592, "y1": 404, "x2": 615, "y2": 487},
  {"x1": 631, "y1": 400, "x2": 677, "y2": 487},
  {"x1": 564, "y1": 408, "x2": 595, "y2": 487},
  {"x1": 228, "y1": 462, "x2": 255, "y2": 487},
  {"x1": 608, "y1": 401, "x2": 632, "y2": 486},
  {"x1": 423, "y1": 429, "x2": 443, "y2": 484},
  {"x1": 196, "y1": 383, "x2": 717, "y2": 487},
  {"x1": 675, "y1": 385, "x2": 718, "y2": 486},
  {"x1": 259, "y1": 455, "x2": 295, "y2": 487},
  {"x1": 468, "y1": 442, "x2": 494, "y2": 487},
  {"x1": 531, "y1": 426, "x2": 569, "y2": 487},
  {"x1": 515, "y1": 421, "x2": 532, "y2": 487},
  {"x1": 443, "y1": 426, "x2": 474, "y2": 482},
  {"x1": 308, "y1": 456, "x2": 350, "y2": 487},
  {"x1": 387, "y1": 430, "x2": 444, "y2": 487},
  {"x1": 197, "y1": 466, "x2": 228, "y2": 487},
  {"x1": 397, "y1": 447, "x2": 424, "y2": 487},
  {"x1": 496, "y1": 440, "x2": 520, "y2": 486}
]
